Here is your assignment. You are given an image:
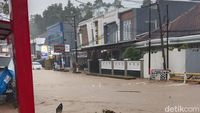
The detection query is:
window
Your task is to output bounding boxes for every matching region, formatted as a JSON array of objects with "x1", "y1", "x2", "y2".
[{"x1": 122, "y1": 20, "x2": 132, "y2": 41}]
